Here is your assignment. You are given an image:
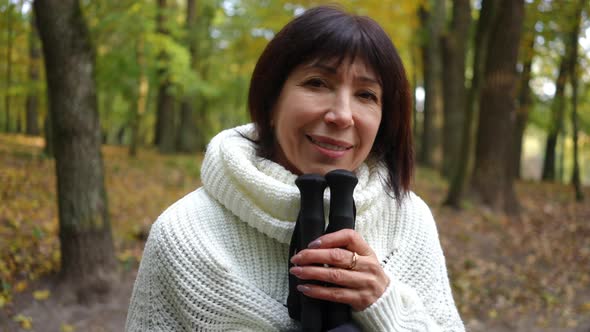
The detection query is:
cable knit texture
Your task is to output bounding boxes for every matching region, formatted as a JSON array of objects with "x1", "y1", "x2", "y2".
[{"x1": 126, "y1": 124, "x2": 464, "y2": 331}]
